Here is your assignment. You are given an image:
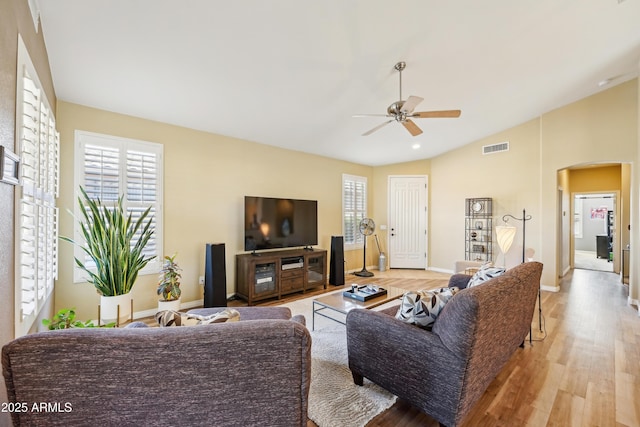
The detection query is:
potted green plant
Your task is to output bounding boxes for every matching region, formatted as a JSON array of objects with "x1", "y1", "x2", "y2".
[
  {"x1": 61, "y1": 186, "x2": 156, "y2": 324},
  {"x1": 157, "y1": 253, "x2": 182, "y2": 312},
  {"x1": 42, "y1": 308, "x2": 115, "y2": 329}
]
